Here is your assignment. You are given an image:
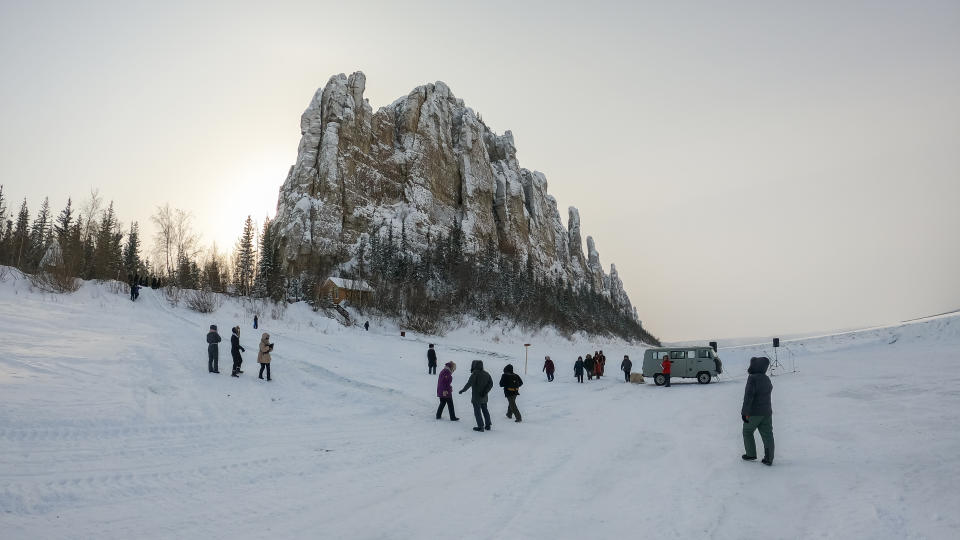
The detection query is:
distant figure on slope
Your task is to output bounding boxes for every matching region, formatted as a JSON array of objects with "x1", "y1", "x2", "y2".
[
  {"x1": 130, "y1": 282, "x2": 140, "y2": 301},
  {"x1": 574, "y1": 356, "x2": 585, "y2": 383},
  {"x1": 621, "y1": 354, "x2": 632, "y2": 383},
  {"x1": 459, "y1": 360, "x2": 493, "y2": 432},
  {"x1": 253, "y1": 315, "x2": 258, "y2": 330},
  {"x1": 596, "y1": 350, "x2": 606, "y2": 378},
  {"x1": 584, "y1": 354, "x2": 596, "y2": 380},
  {"x1": 427, "y1": 344, "x2": 438, "y2": 375},
  {"x1": 661, "y1": 354, "x2": 671, "y2": 387},
  {"x1": 230, "y1": 326, "x2": 246, "y2": 377},
  {"x1": 499, "y1": 364, "x2": 524, "y2": 422},
  {"x1": 741, "y1": 356, "x2": 775, "y2": 466},
  {"x1": 206, "y1": 325, "x2": 221, "y2": 373},
  {"x1": 436, "y1": 361, "x2": 459, "y2": 421},
  {"x1": 364, "y1": 321, "x2": 369, "y2": 331},
  {"x1": 543, "y1": 356, "x2": 555, "y2": 382},
  {"x1": 257, "y1": 333, "x2": 274, "y2": 381}
]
